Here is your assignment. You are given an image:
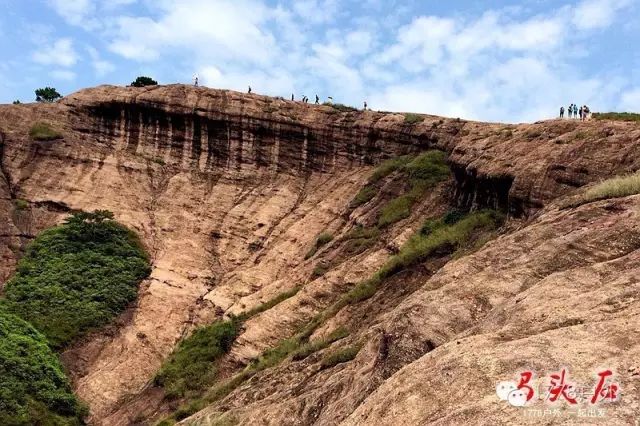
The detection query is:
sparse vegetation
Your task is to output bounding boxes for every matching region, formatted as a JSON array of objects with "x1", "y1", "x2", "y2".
[
  {"x1": 236, "y1": 286, "x2": 301, "y2": 321},
  {"x1": 377, "y1": 151, "x2": 450, "y2": 227},
  {"x1": 312, "y1": 263, "x2": 329, "y2": 277},
  {"x1": 0, "y1": 306, "x2": 86, "y2": 425},
  {"x1": 305, "y1": 232, "x2": 334, "y2": 259},
  {"x1": 35, "y1": 87, "x2": 62, "y2": 103},
  {"x1": 404, "y1": 113, "x2": 424, "y2": 124},
  {"x1": 2, "y1": 210, "x2": 150, "y2": 348},
  {"x1": 592, "y1": 112, "x2": 640, "y2": 122},
  {"x1": 12, "y1": 100, "x2": 21, "y2": 105},
  {"x1": 323, "y1": 102, "x2": 357, "y2": 112},
  {"x1": 566, "y1": 171, "x2": 640, "y2": 208},
  {"x1": 155, "y1": 285, "x2": 302, "y2": 415},
  {"x1": 350, "y1": 186, "x2": 376, "y2": 208},
  {"x1": 130, "y1": 76, "x2": 158, "y2": 87},
  {"x1": 343, "y1": 225, "x2": 380, "y2": 256},
  {"x1": 29, "y1": 122, "x2": 63, "y2": 141},
  {"x1": 291, "y1": 327, "x2": 349, "y2": 361},
  {"x1": 320, "y1": 343, "x2": 362, "y2": 369},
  {"x1": 155, "y1": 319, "x2": 241, "y2": 399},
  {"x1": 369, "y1": 155, "x2": 413, "y2": 183},
  {"x1": 14, "y1": 199, "x2": 29, "y2": 210},
  {"x1": 378, "y1": 195, "x2": 413, "y2": 226}
]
